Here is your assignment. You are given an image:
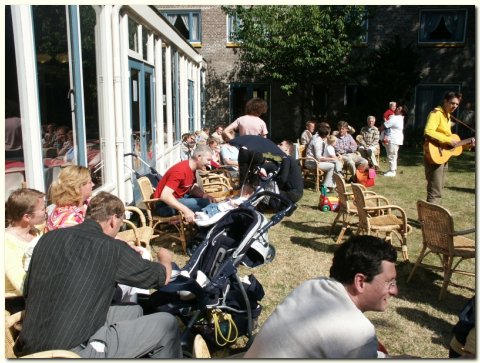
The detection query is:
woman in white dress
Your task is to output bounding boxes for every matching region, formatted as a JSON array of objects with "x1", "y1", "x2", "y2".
[{"x1": 382, "y1": 105, "x2": 406, "y2": 177}]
